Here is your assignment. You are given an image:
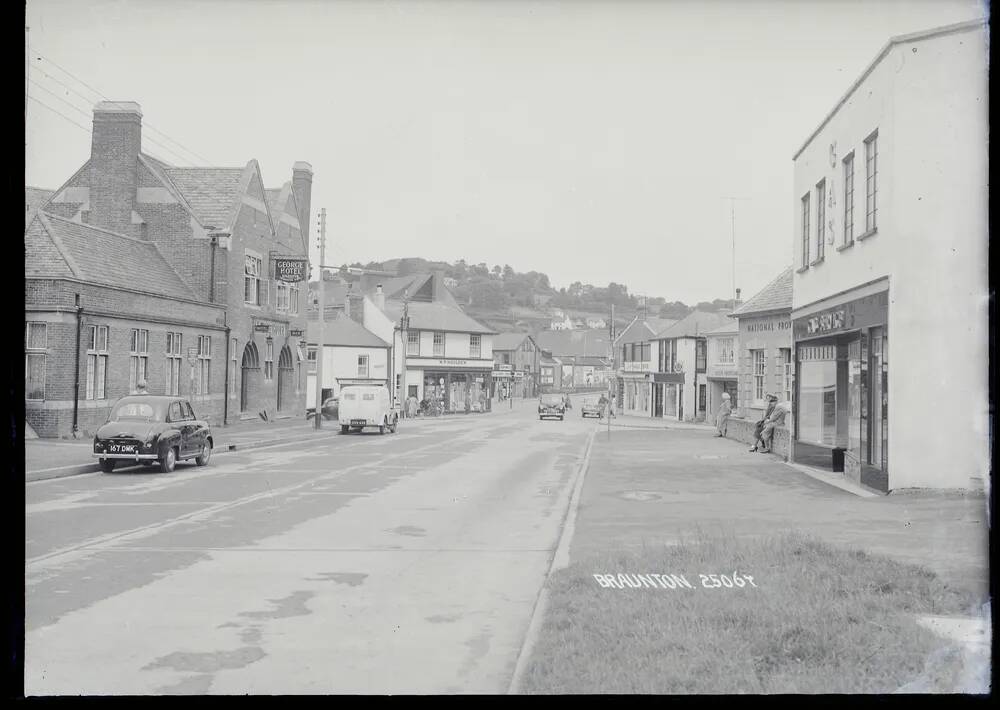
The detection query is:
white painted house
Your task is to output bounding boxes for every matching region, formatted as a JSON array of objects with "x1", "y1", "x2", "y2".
[
  {"x1": 790, "y1": 19, "x2": 988, "y2": 492},
  {"x1": 305, "y1": 314, "x2": 391, "y2": 401}
]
